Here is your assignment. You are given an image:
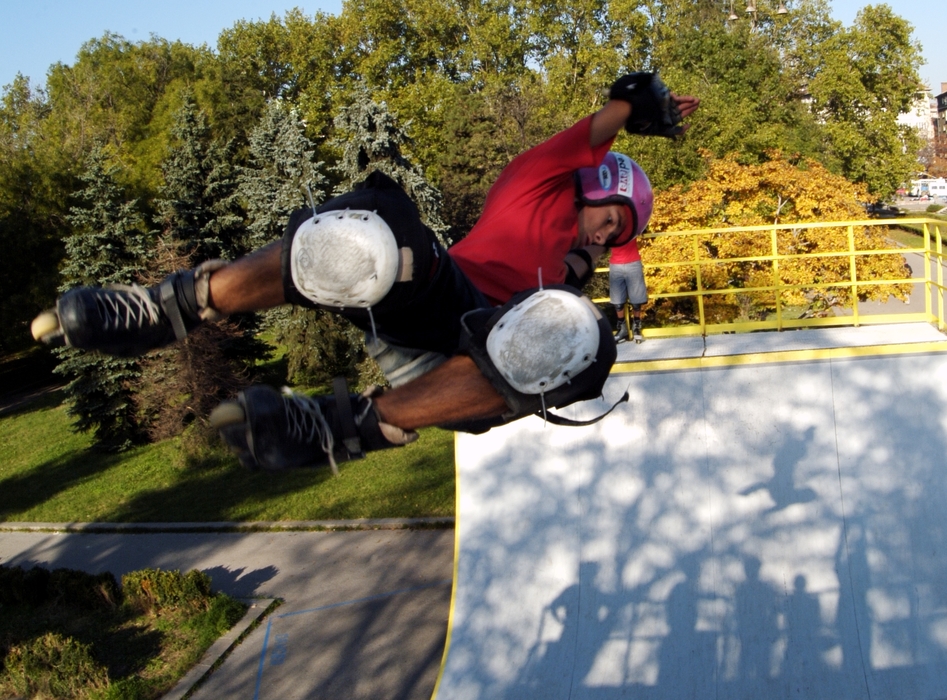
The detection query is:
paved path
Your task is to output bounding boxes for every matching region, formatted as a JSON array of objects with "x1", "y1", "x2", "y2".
[{"x1": 0, "y1": 525, "x2": 454, "y2": 700}]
